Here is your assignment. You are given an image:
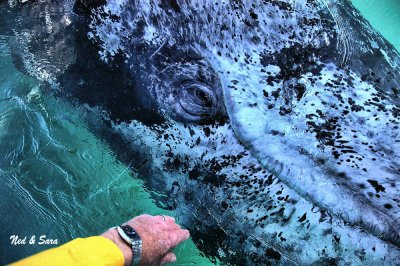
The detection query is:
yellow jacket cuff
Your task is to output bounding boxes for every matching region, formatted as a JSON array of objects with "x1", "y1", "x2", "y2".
[{"x1": 10, "y1": 236, "x2": 125, "y2": 266}]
